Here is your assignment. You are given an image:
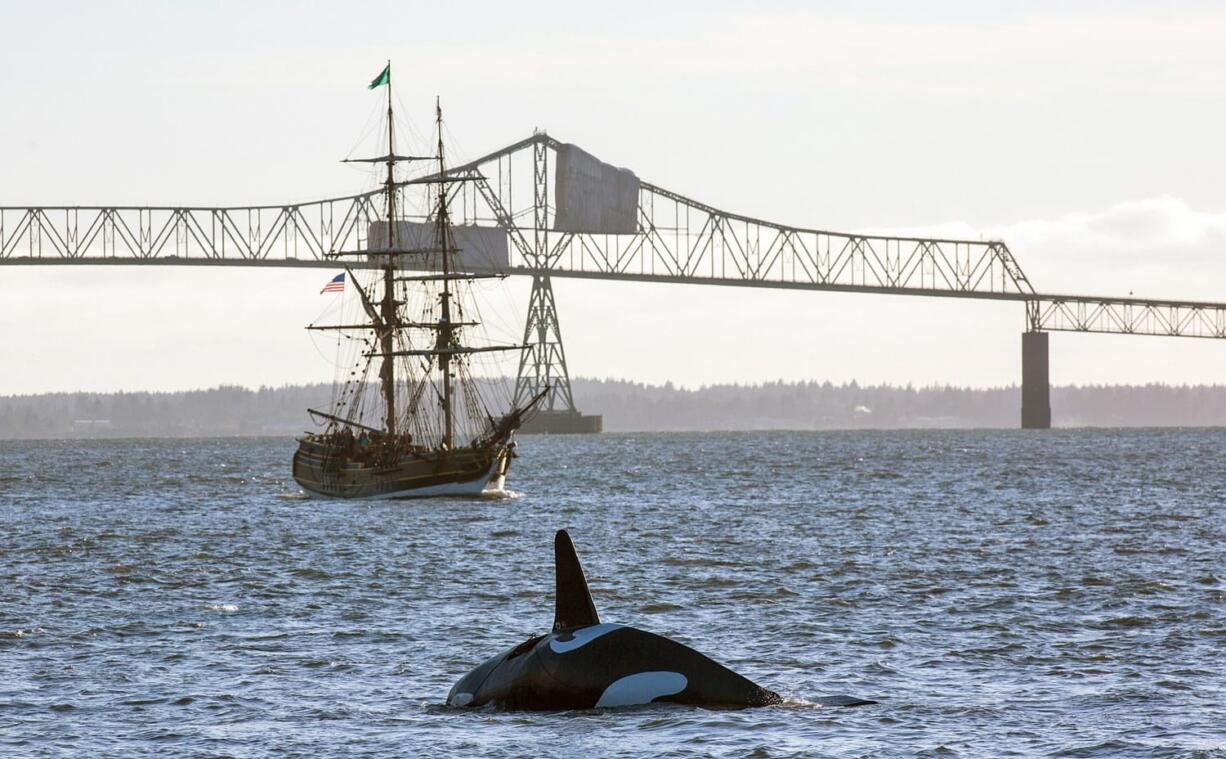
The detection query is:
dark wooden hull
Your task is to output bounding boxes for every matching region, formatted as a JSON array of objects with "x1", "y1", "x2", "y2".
[{"x1": 292, "y1": 436, "x2": 513, "y2": 499}]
